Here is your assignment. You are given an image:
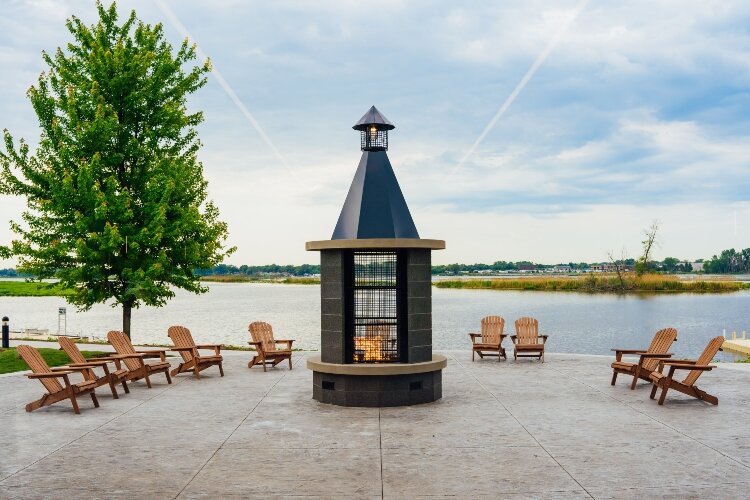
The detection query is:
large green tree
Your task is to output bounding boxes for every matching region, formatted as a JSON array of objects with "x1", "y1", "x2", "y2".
[{"x1": 0, "y1": 2, "x2": 234, "y2": 337}]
